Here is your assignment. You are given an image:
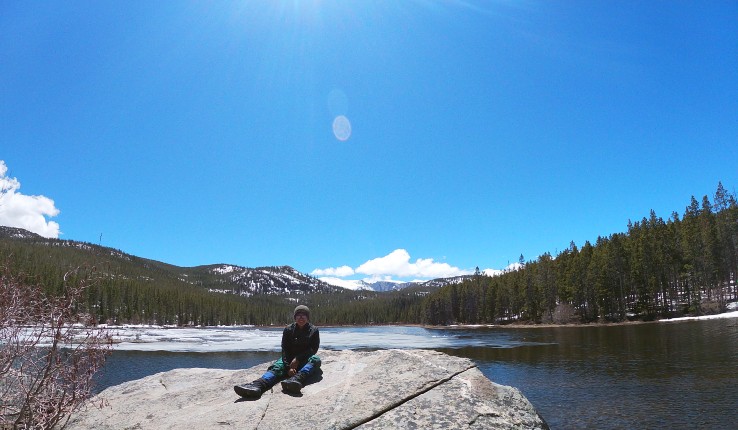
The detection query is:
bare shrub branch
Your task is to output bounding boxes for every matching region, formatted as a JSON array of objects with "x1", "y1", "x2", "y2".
[{"x1": 1, "y1": 264, "x2": 112, "y2": 429}]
